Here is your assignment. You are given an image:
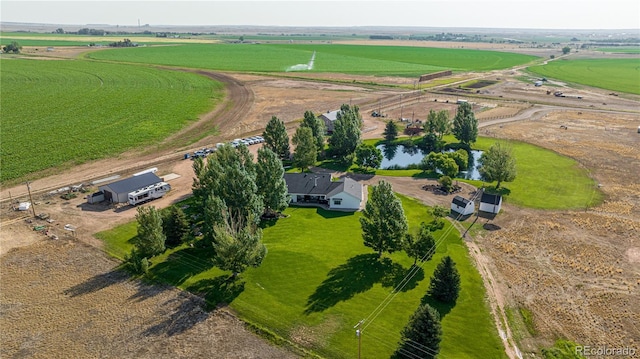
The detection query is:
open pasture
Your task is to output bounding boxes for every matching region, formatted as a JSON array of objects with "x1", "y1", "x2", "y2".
[
  {"x1": 528, "y1": 58, "x2": 640, "y2": 94},
  {"x1": 87, "y1": 43, "x2": 537, "y2": 76},
  {"x1": 0, "y1": 59, "x2": 222, "y2": 183},
  {"x1": 98, "y1": 196, "x2": 504, "y2": 359}
]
